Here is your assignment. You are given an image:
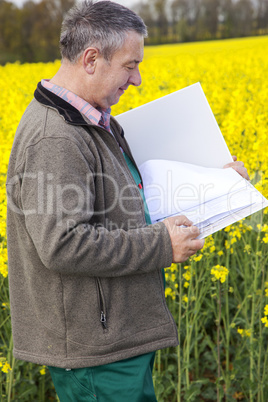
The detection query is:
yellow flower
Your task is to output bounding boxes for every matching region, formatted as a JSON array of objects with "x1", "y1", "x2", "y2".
[
  {"x1": 183, "y1": 271, "x2": 191, "y2": 281},
  {"x1": 194, "y1": 255, "x2": 203, "y2": 262},
  {"x1": 233, "y1": 392, "x2": 244, "y2": 399},
  {"x1": 263, "y1": 234, "x2": 268, "y2": 244},
  {"x1": 40, "y1": 366, "x2": 46, "y2": 375},
  {"x1": 1, "y1": 361, "x2": 12, "y2": 373},
  {"x1": 225, "y1": 240, "x2": 230, "y2": 250},
  {"x1": 182, "y1": 295, "x2": 188, "y2": 303},
  {"x1": 237, "y1": 328, "x2": 251, "y2": 338},
  {"x1": 211, "y1": 265, "x2": 229, "y2": 283},
  {"x1": 217, "y1": 250, "x2": 224, "y2": 256},
  {"x1": 0, "y1": 245, "x2": 8, "y2": 278},
  {"x1": 244, "y1": 244, "x2": 251, "y2": 253},
  {"x1": 261, "y1": 224, "x2": 268, "y2": 232},
  {"x1": 262, "y1": 317, "x2": 268, "y2": 327},
  {"x1": 264, "y1": 305, "x2": 268, "y2": 316},
  {"x1": 165, "y1": 287, "x2": 175, "y2": 300},
  {"x1": 2, "y1": 302, "x2": 9, "y2": 310},
  {"x1": 170, "y1": 263, "x2": 177, "y2": 271},
  {"x1": 184, "y1": 281, "x2": 190, "y2": 288}
]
